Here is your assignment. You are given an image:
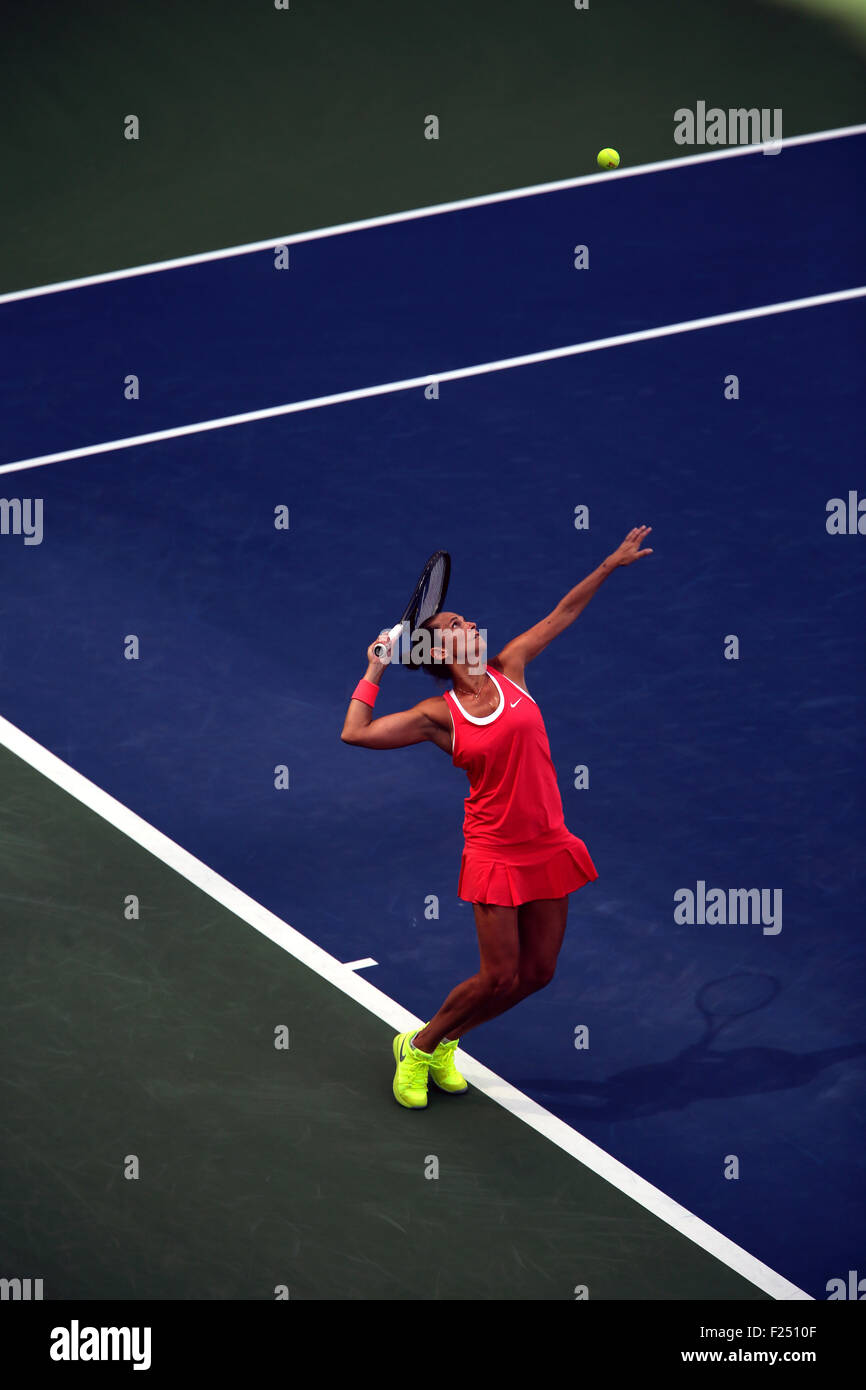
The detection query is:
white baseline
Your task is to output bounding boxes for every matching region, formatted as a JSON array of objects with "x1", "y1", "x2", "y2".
[{"x1": 0, "y1": 123, "x2": 863, "y2": 305}]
